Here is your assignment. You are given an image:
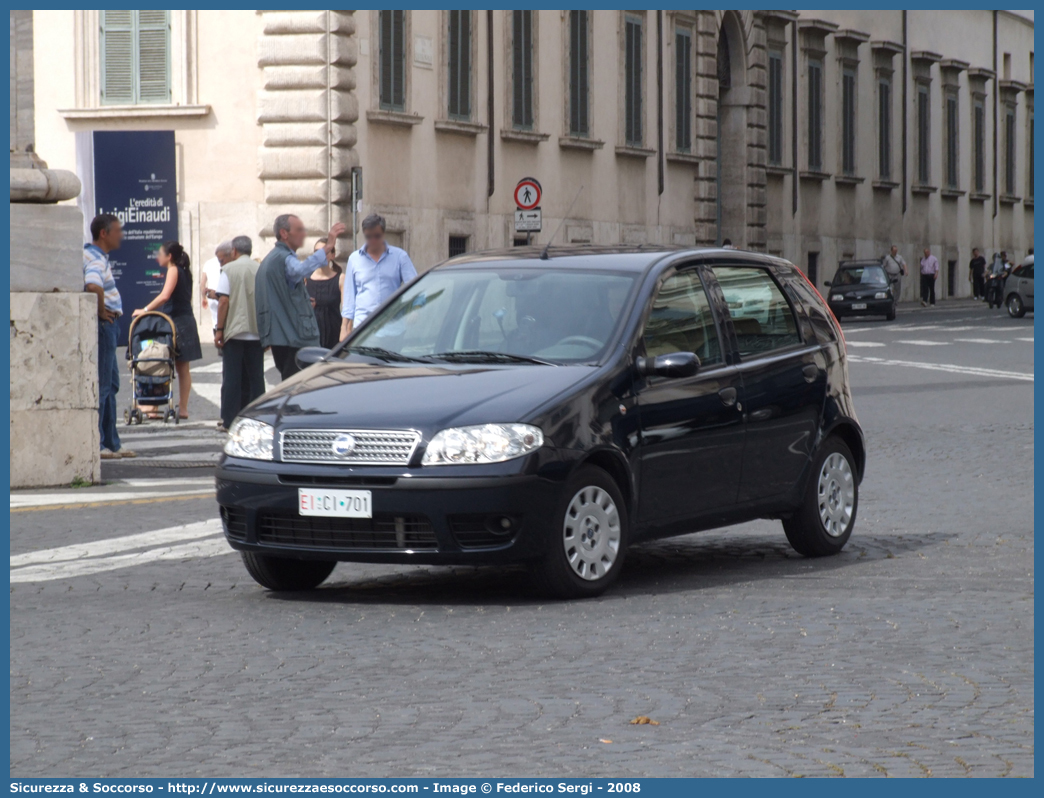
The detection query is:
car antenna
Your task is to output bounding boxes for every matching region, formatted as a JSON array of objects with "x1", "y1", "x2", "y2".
[{"x1": 540, "y1": 185, "x2": 584, "y2": 260}]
